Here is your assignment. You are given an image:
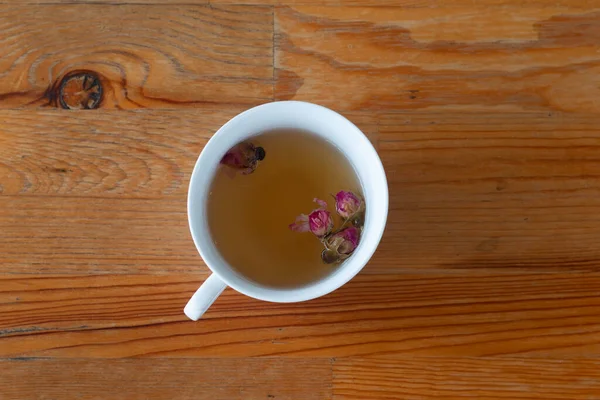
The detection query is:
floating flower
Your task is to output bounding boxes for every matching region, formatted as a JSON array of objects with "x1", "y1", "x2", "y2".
[
  {"x1": 320, "y1": 227, "x2": 360, "y2": 264},
  {"x1": 327, "y1": 226, "x2": 360, "y2": 255},
  {"x1": 308, "y1": 209, "x2": 334, "y2": 237},
  {"x1": 220, "y1": 142, "x2": 265, "y2": 175},
  {"x1": 335, "y1": 191, "x2": 362, "y2": 219},
  {"x1": 289, "y1": 198, "x2": 333, "y2": 237}
]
